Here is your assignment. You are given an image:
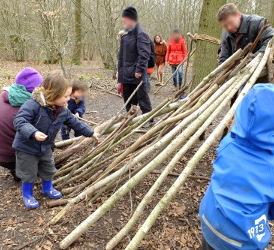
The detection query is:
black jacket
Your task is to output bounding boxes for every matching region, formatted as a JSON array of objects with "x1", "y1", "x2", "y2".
[
  {"x1": 219, "y1": 15, "x2": 274, "y2": 64},
  {"x1": 118, "y1": 24, "x2": 151, "y2": 84}
]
